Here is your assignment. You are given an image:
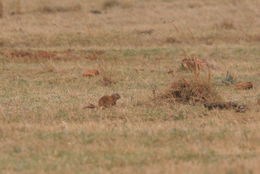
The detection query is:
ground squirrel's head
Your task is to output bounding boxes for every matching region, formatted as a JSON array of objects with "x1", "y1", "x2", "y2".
[{"x1": 111, "y1": 93, "x2": 121, "y2": 100}]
